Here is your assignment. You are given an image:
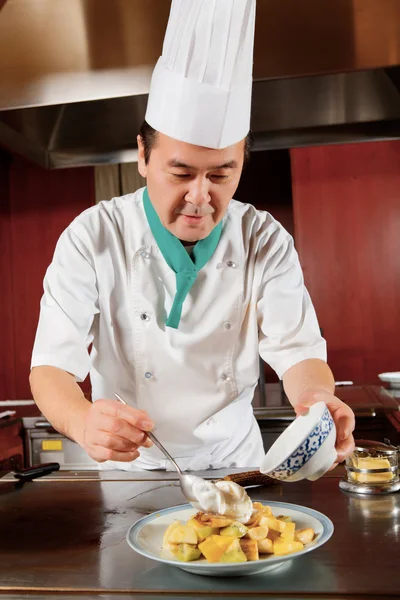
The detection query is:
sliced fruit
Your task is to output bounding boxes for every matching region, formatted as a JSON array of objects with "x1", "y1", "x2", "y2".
[
  {"x1": 257, "y1": 538, "x2": 274, "y2": 554},
  {"x1": 239, "y1": 538, "x2": 259, "y2": 561},
  {"x1": 294, "y1": 528, "x2": 315, "y2": 545},
  {"x1": 246, "y1": 502, "x2": 265, "y2": 526},
  {"x1": 213, "y1": 535, "x2": 237, "y2": 549},
  {"x1": 281, "y1": 521, "x2": 295, "y2": 542},
  {"x1": 187, "y1": 518, "x2": 219, "y2": 542},
  {"x1": 273, "y1": 538, "x2": 304, "y2": 556},
  {"x1": 276, "y1": 514, "x2": 292, "y2": 522},
  {"x1": 245, "y1": 525, "x2": 269, "y2": 541},
  {"x1": 169, "y1": 543, "x2": 202, "y2": 562},
  {"x1": 262, "y1": 505, "x2": 273, "y2": 516},
  {"x1": 261, "y1": 515, "x2": 286, "y2": 533},
  {"x1": 162, "y1": 520, "x2": 181, "y2": 548},
  {"x1": 195, "y1": 512, "x2": 233, "y2": 528},
  {"x1": 266, "y1": 529, "x2": 280, "y2": 542},
  {"x1": 168, "y1": 524, "x2": 198, "y2": 545},
  {"x1": 220, "y1": 538, "x2": 247, "y2": 563},
  {"x1": 198, "y1": 535, "x2": 234, "y2": 562},
  {"x1": 220, "y1": 521, "x2": 248, "y2": 539}
]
